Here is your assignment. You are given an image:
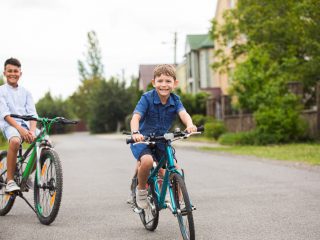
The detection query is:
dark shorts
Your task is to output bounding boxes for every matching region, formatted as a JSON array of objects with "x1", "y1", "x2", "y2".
[
  {"x1": 139, "y1": 147, "x2": 166, "y2": 162},
  {"x1": 130, "y1": 143, "x2": 166, "y2": 162}
]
